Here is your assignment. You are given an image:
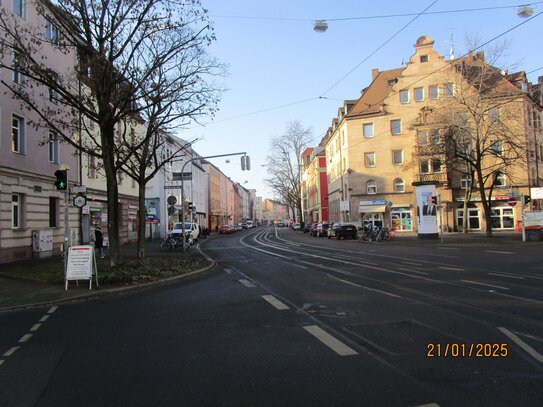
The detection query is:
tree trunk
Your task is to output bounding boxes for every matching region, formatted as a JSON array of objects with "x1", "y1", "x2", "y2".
[{"x1": 137, "y1": 181, "x2": 147, "y2": 259}]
